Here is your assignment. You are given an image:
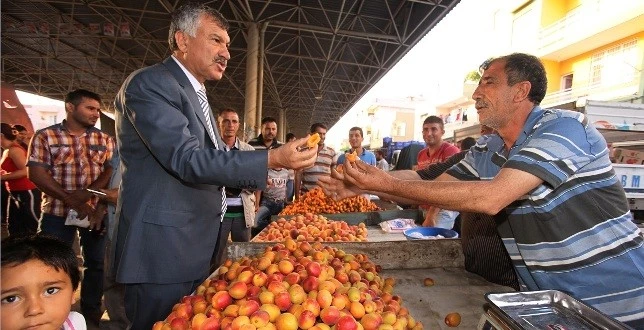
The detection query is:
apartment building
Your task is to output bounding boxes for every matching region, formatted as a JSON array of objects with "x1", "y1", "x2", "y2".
[{"x1": 437, "y1": 0, "x2": 644, "y2": 139}]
